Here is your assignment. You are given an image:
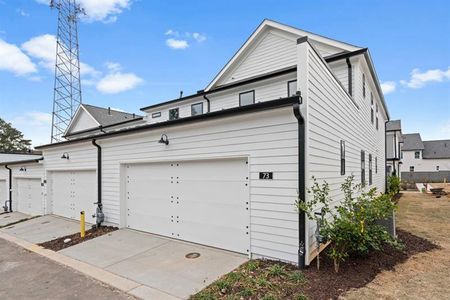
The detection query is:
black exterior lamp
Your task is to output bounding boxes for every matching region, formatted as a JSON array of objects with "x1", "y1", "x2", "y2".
[
  {"x1": 61, "y1": 152, "x2": 70, "y2": 159},
  {"x1": 158, "y1": 134, "x2": 169, "y2": 145}
]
